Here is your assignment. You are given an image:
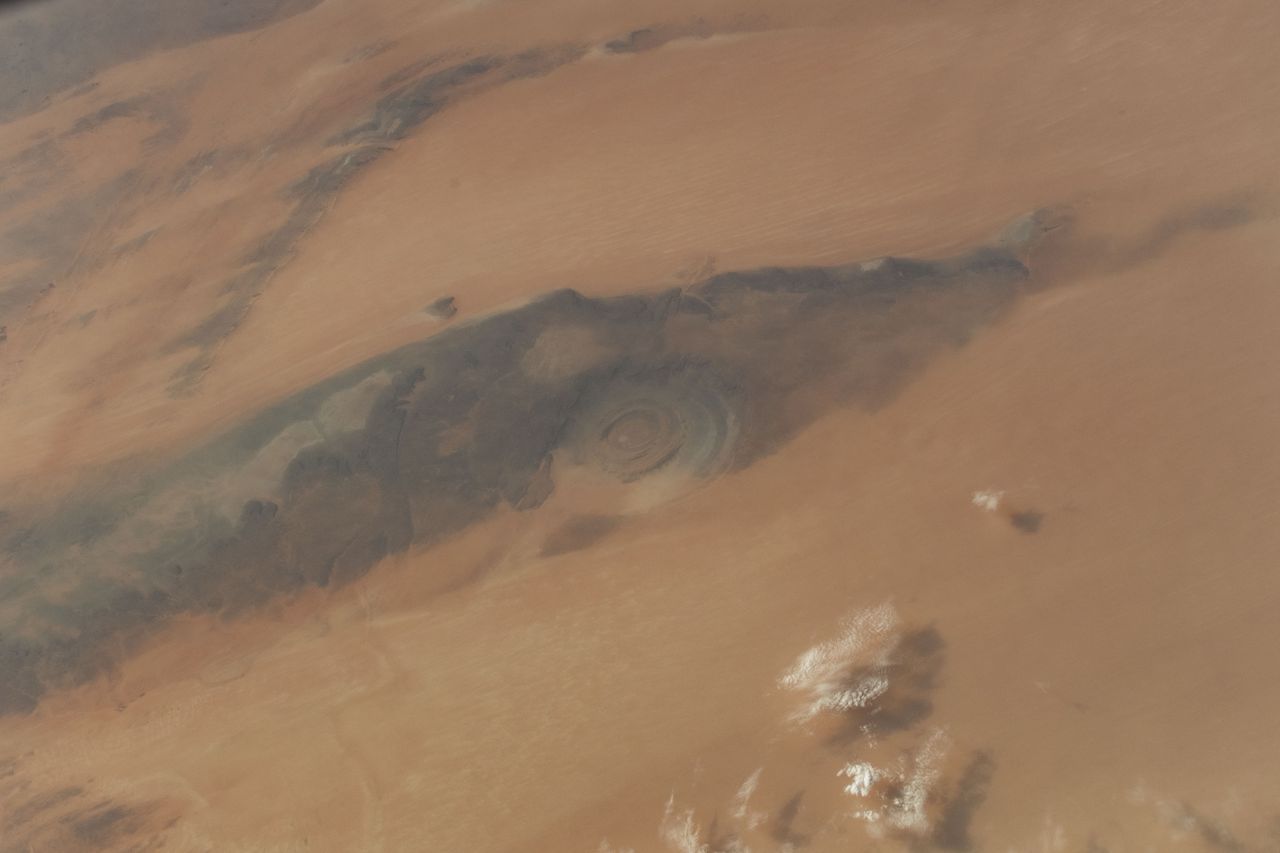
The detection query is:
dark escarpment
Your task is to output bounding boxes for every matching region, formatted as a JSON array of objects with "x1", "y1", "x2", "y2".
[{"x1": 0, "y1": 215, "x2": 1056, "y2": 714}]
